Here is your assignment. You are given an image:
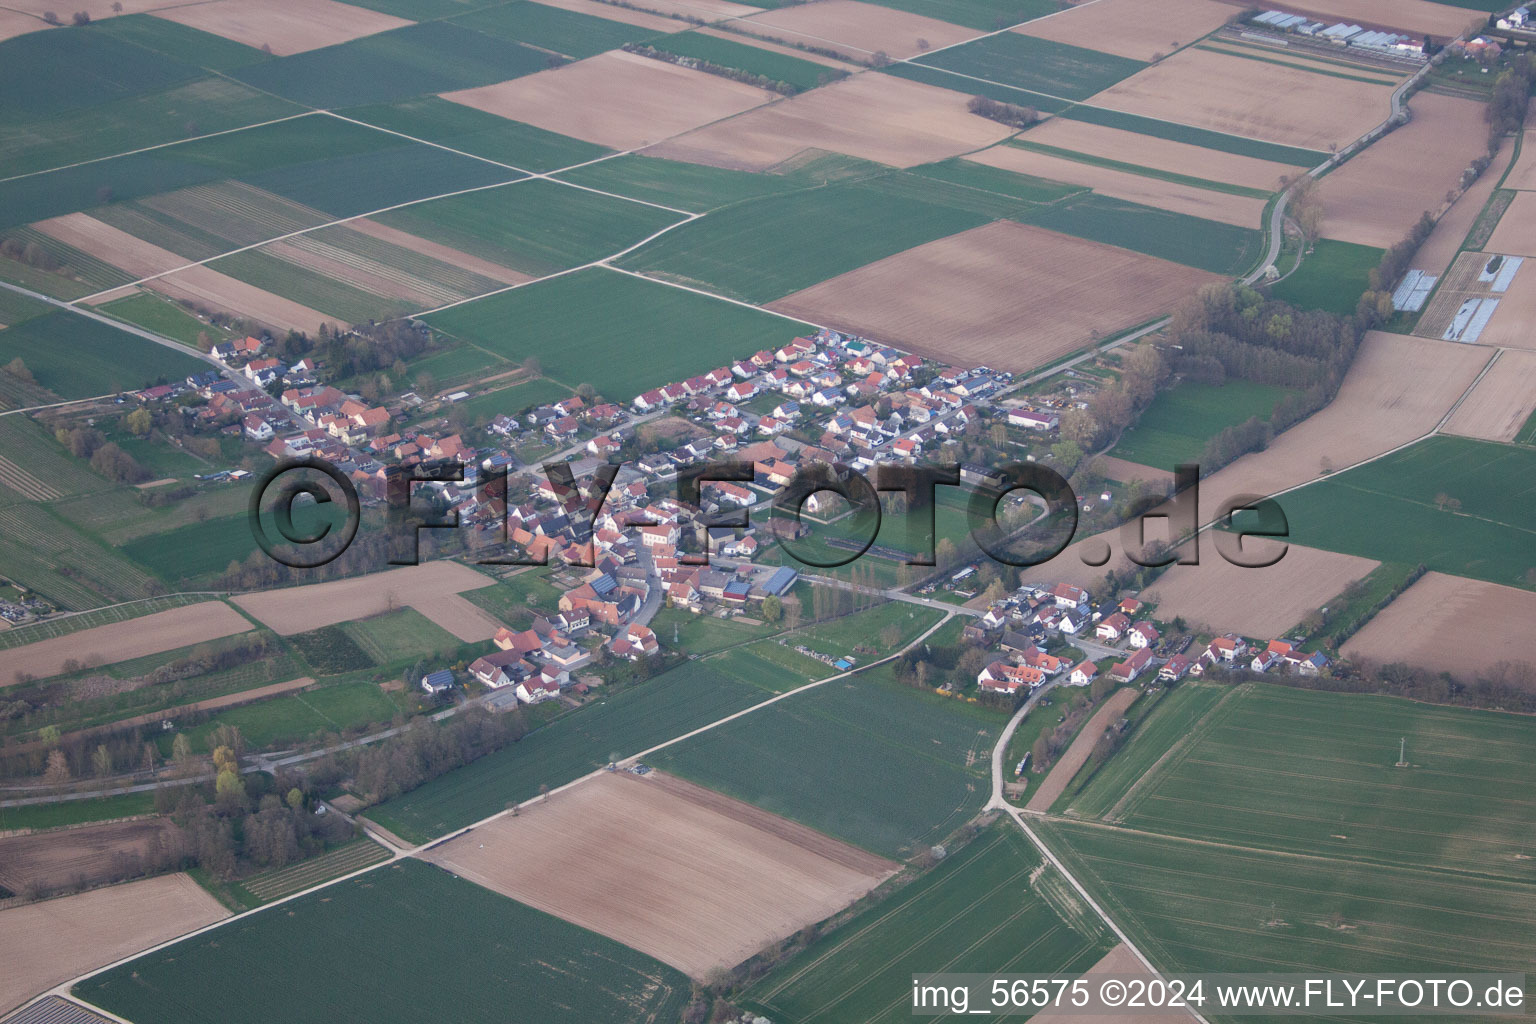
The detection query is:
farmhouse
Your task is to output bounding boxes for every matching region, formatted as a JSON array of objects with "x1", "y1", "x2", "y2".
[{"x1": 978, "y1": 661, "x2": 1045, "y2": 695}]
